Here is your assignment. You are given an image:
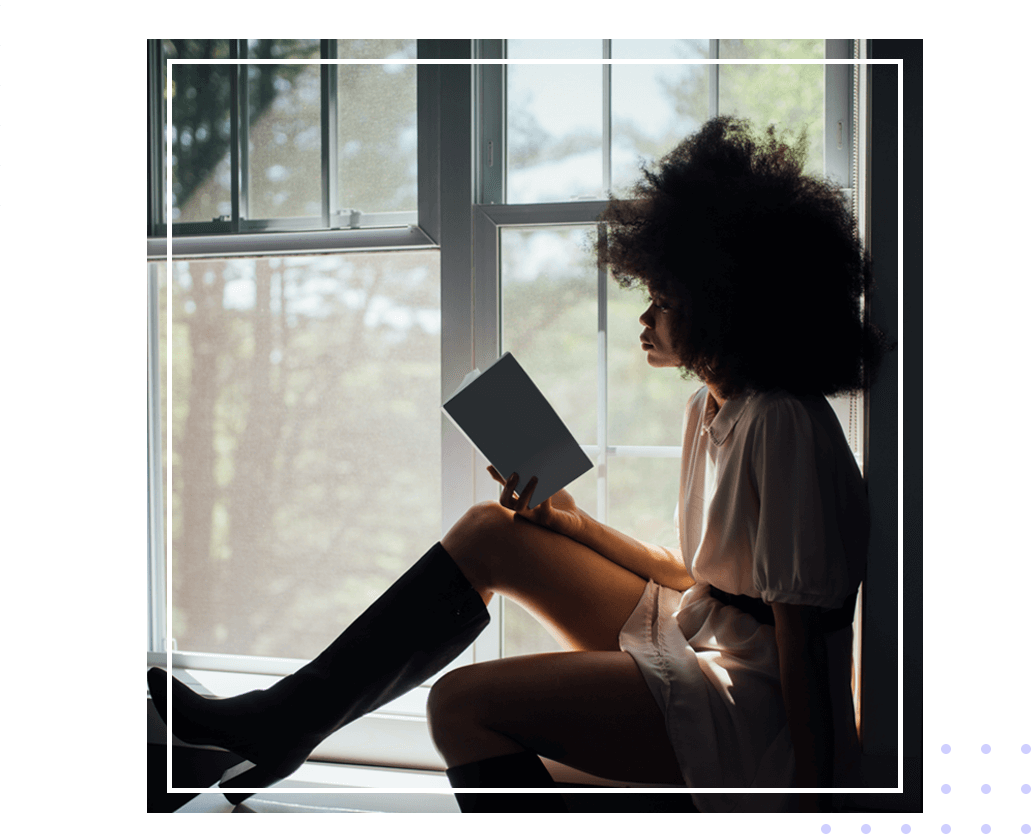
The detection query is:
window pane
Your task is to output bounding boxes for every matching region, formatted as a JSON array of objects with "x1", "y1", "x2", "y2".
[
  {"x1": 718, "y1": 39, "x2": 826, "y2": 176},
  {"x1": 500, "y1": 226, "x2": 597, "y2": 446},
  {"x1": 163, "y1": 40, "x2": 233, "y2": 223},
  {"x1": 245, "y1": 41, "x2": 322, "y2": 220},
  {"x1": 168, "y1": 251, "x2": 441, "y2": 659},
  {"x1": 608, "y1": 283, "x2": 703, "y2": 446},
  {"x1": 611, "y1": 40, "x2": 709, "y2": 195},
  {"x1": 507, "y1": 40, "x2": 603, "y2": 203},
  {"x1": 337, "y1": 39, "x2": 418, "y2": 216},
  {"x1": 606, "y1": 456, "x2": 681, "y2": 551}
]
